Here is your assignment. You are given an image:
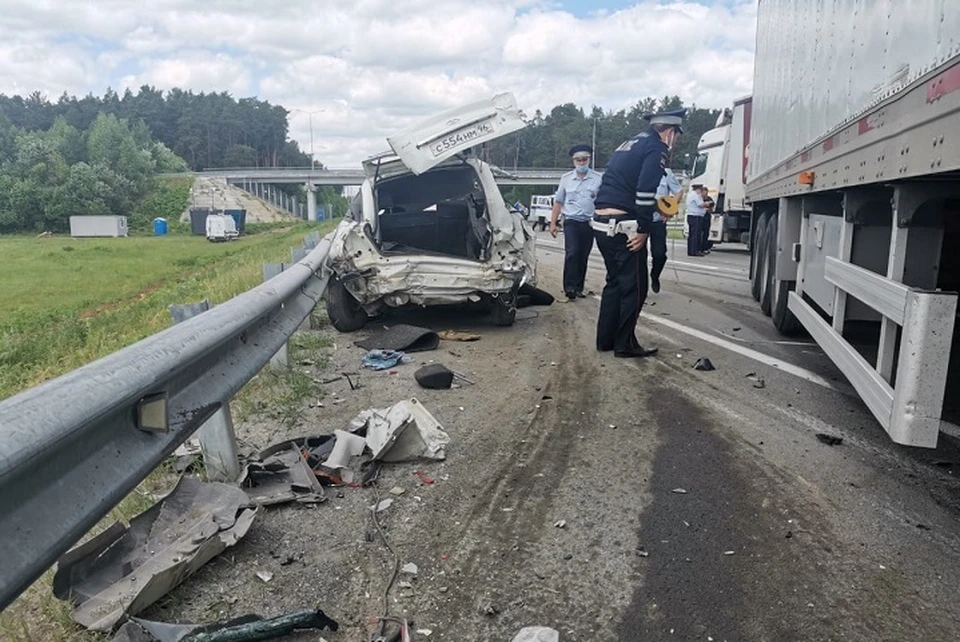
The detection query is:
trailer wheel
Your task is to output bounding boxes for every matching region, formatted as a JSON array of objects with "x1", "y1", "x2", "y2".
[
  {"x1": 759, "y1": 213, "x2": 774, "y2": 316},
  {"x1": 767, "y1": 216, "x2": 804, "y2": 335},
  {"x1": 751, "y1": 214, "x2": 769, "y2": 302},
  {"x1": 325, "y1": 276, "x2": 368, "y2": 332}
]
